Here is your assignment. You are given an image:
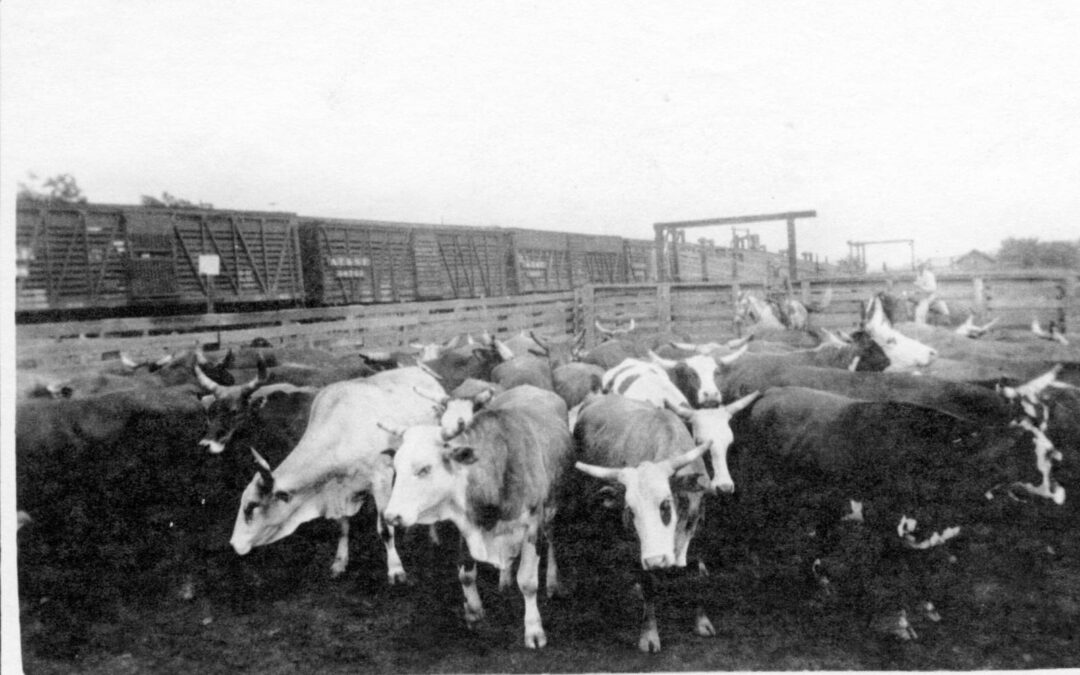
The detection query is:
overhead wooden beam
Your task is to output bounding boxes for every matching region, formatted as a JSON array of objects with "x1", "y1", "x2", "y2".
[
  {"x1": 654, "y1": 210, "x2": 817, "y2": 230},
  {"x1": 653, "y1": 210, "x2": 817, "y2": 282}
]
